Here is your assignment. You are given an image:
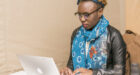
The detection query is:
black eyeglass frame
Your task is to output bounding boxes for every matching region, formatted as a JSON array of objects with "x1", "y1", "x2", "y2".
[{"x1": 75, "y1": 7, "x2": 102, "y2": 19}]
